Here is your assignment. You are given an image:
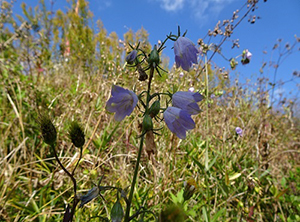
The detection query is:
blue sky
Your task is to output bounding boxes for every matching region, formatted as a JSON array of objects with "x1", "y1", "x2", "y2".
[{"x1": 13, "y1": 0, "x2": 300, "y2": 102}]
